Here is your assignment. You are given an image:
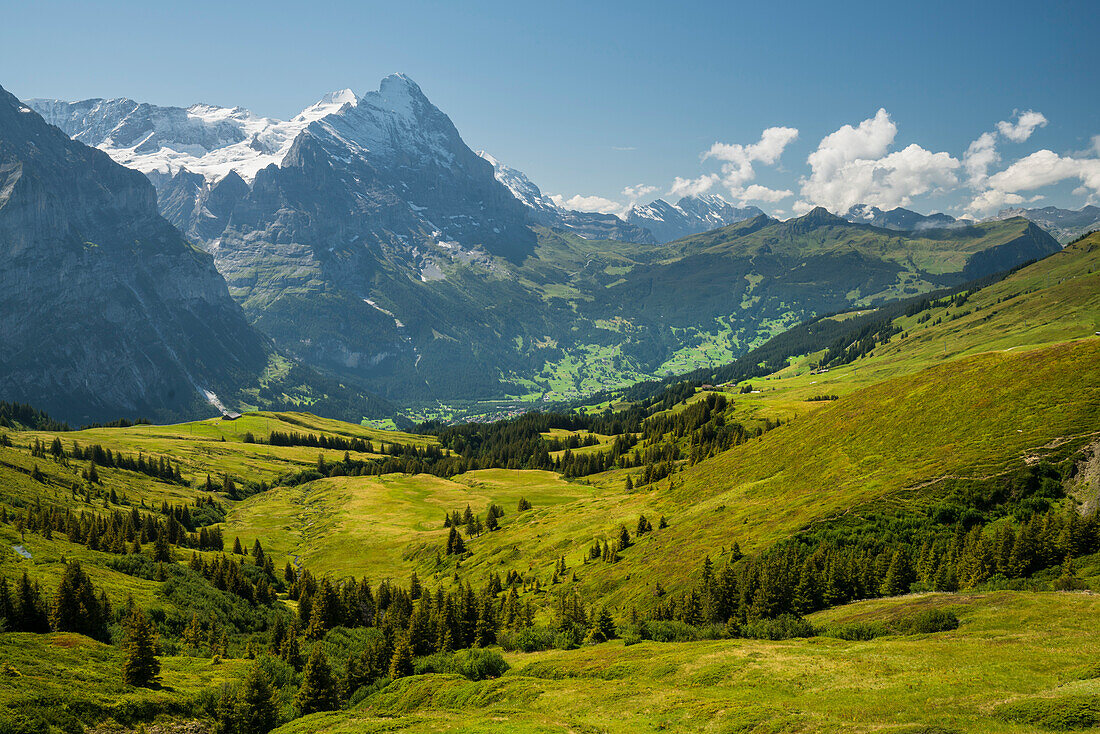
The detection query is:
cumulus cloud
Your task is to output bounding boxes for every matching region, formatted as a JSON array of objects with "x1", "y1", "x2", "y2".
[
  {"x1": 735, "y1": 184, "x2": 793, "y2": 203},
  {"x1": 704, "y1": 126, "x2": 799, "y2": 188},
  {"x1": 996, "y1": 110, "x2": 1048, "y2": 143},
  {"x1": 622, "y1": 184, "x2": 658, "y2": 200},
  {"x1": 986, "y1": 149, "x2": 1100, "y2": 194},
  {"x1": 964, "y1": 109, "x2": 1049, "y2": 190},
  {"x1": 964, "y1": 189, "x2": 1026, "y2": 215},
  {"x1": 668, "y1": 174, "x2": 720, "y2": 199},
  {"x1": 964, "y1": 132, "x2": 999, "y2": 187},
  {"x1": 549, "y1": 193, "x2": 624, "y2": 215},
  {"x1": 799, "y1": 109, "x2": 960, "y2": 213}
]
